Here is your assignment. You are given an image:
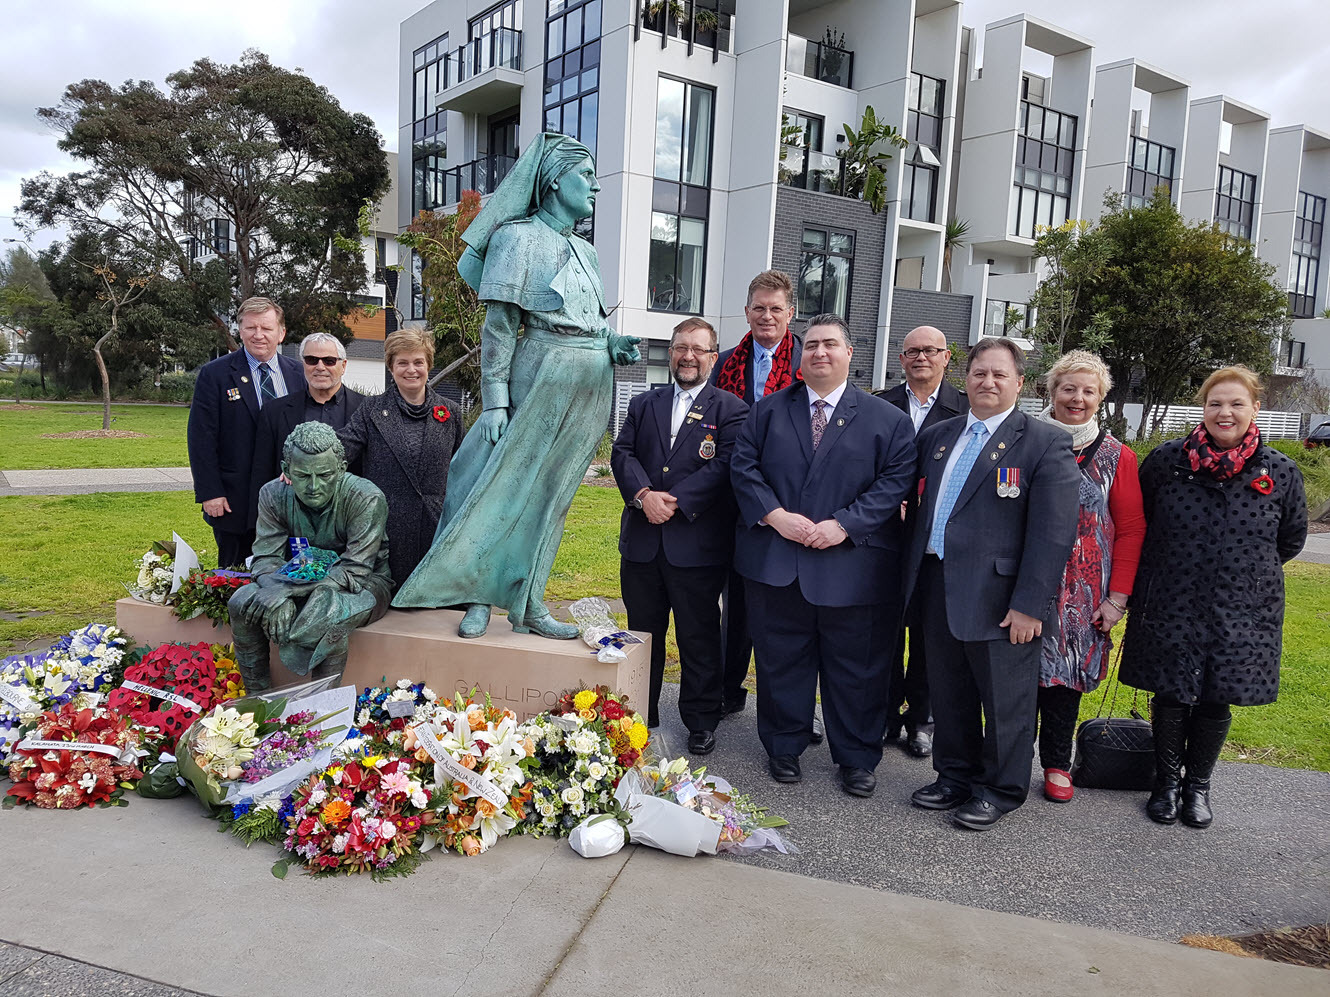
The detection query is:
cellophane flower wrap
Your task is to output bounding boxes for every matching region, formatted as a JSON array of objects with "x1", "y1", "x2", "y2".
[
  {"x1": 175, "y1": 699, "x2": 287, "y2": 808},
  {"x1": 125, "y1": 545, "x2": 174, "y2": 605},
  {"x1": 279, "y1": 747, "x2": 438, "y2": 879},
  {"x1": 344, "y1": 680, "x2": 439, "y2": 753},
  {"x1": 5, "y1": 703, "x2": 145, "y2": 809},
  {"x1": 402, "y1": 691, "x2": 534, "y2": 857},
  {"x1": 0, "y1": 624, "x2": 127, "y2": 760},
  {"x1": 515, "y1": 686, "x2": 647, "y2": 837},
  {"x1": 172, "y1": 569, "x2": 251, "y2": 626},
  {"x1": 632, "y1": 756, "x2": 793, "y2": 854}
]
